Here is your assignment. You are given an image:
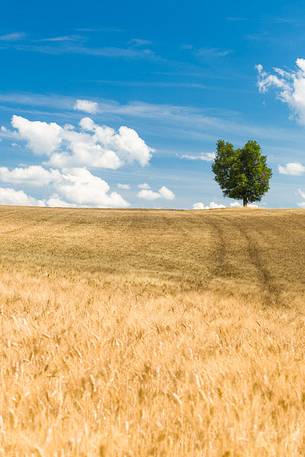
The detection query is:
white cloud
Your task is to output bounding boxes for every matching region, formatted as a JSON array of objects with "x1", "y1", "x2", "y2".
[
  {"x1": 46, "y1": 196, "x2": 76, "y2": 207},
  {"x1": 11, "y1": 115, "x2": 62, "y2": 155},
  {"x1": 42, "y1": 35, "x2": 80, "y2": 43},
  {"x1": 53, "y1": 168, "x2": 129, "y2": 208},
  {"x1": 278, "y1": 162, "x2": 305, "y2": 175},
  {"x1": 0, "y1": 126, "x2": 19, "y2": 141},
  {"x1": 0, "y1": 166, "x2": 61, "y2": 186},
  {"x1": 117, "y1": 183, "x2": 130, "y2": 190},
  {"x1": 80, "y1": 118, "x2": 152, "y2": 167},
  {"x1": 0, "y1": 166, "x2": 129, "y2": 208},
  {"x1": 11, "y1": 115, "x2": 153, "y2": 170},
  {"x1": 230, "y1": 201, "x2": 242, "y2": 207},
  {"x1": 49, "y1": 139, "x2": 122, "y2": 169},
  {"x1": 0, "y1": 187, "x2": 45, "y2": 206},
  {"x1": 209, "y1": 201, "x2": 226, "y2": 209},
  {"x1": 256, "y1": 59, "x2": 305, "y2": 125},
  {"x1": 74, "y1": 99, "x2": 99, "y2": 114},
  {"x1": 113, "y1": 126, "x2": 152, "y2": 166},
  {"x1": 181, "y1": 152, "x2": 215, "y2": 161},
  {"x1": 194, "y1": 201, "x2": 247, "y2": 209},
  {"x1": 2, "y1": 114, "x2": 154, "y2": 209},
  {"x1": 192, "y1": 201, "x2": 225, "y2": 210},
  {"x1": 159, "y1": 186, "x2": 175, "y2": 200},
  {"x1": 138, "y1": 183, "x2": 151, "y2": 189},
  {"x1": 138, "y1": 189, "x2": 162, "y2": 200},
  {"x1": 138, "y1": 185, "x2": 175, "y2": 201},
  {"x1": 193, "y1": 202, "x2": 205, "y2": 209}
]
